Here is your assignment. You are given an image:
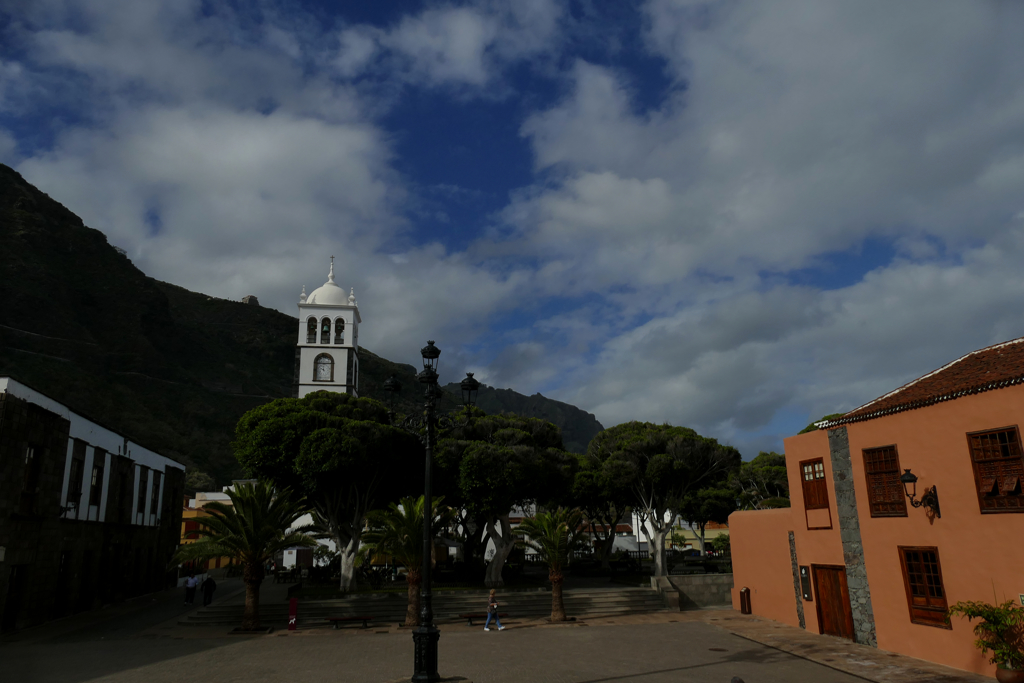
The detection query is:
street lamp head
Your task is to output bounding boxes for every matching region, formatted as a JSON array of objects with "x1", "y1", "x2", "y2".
[
  {"x1": 420, "y1": 340, "x2": 441, "y2": 373},
  {"x1": 382, "y1": 375, "x2": 402, "y2": 410},
  {"x1": 460, "y1": 372, "x2": 481, "y2": 406},
  {"x1": 900, "y1": 468, "x2": 918, "y2": 499}
]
